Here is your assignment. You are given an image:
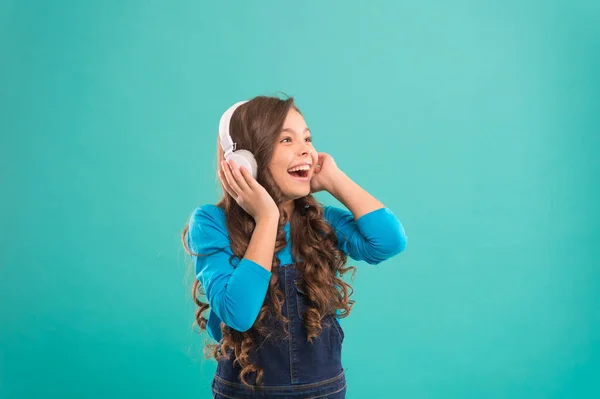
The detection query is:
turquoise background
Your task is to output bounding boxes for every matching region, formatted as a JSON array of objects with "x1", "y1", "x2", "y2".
[{"x1": 1, "y1": 1, "x2": 599, "y2": 398}]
